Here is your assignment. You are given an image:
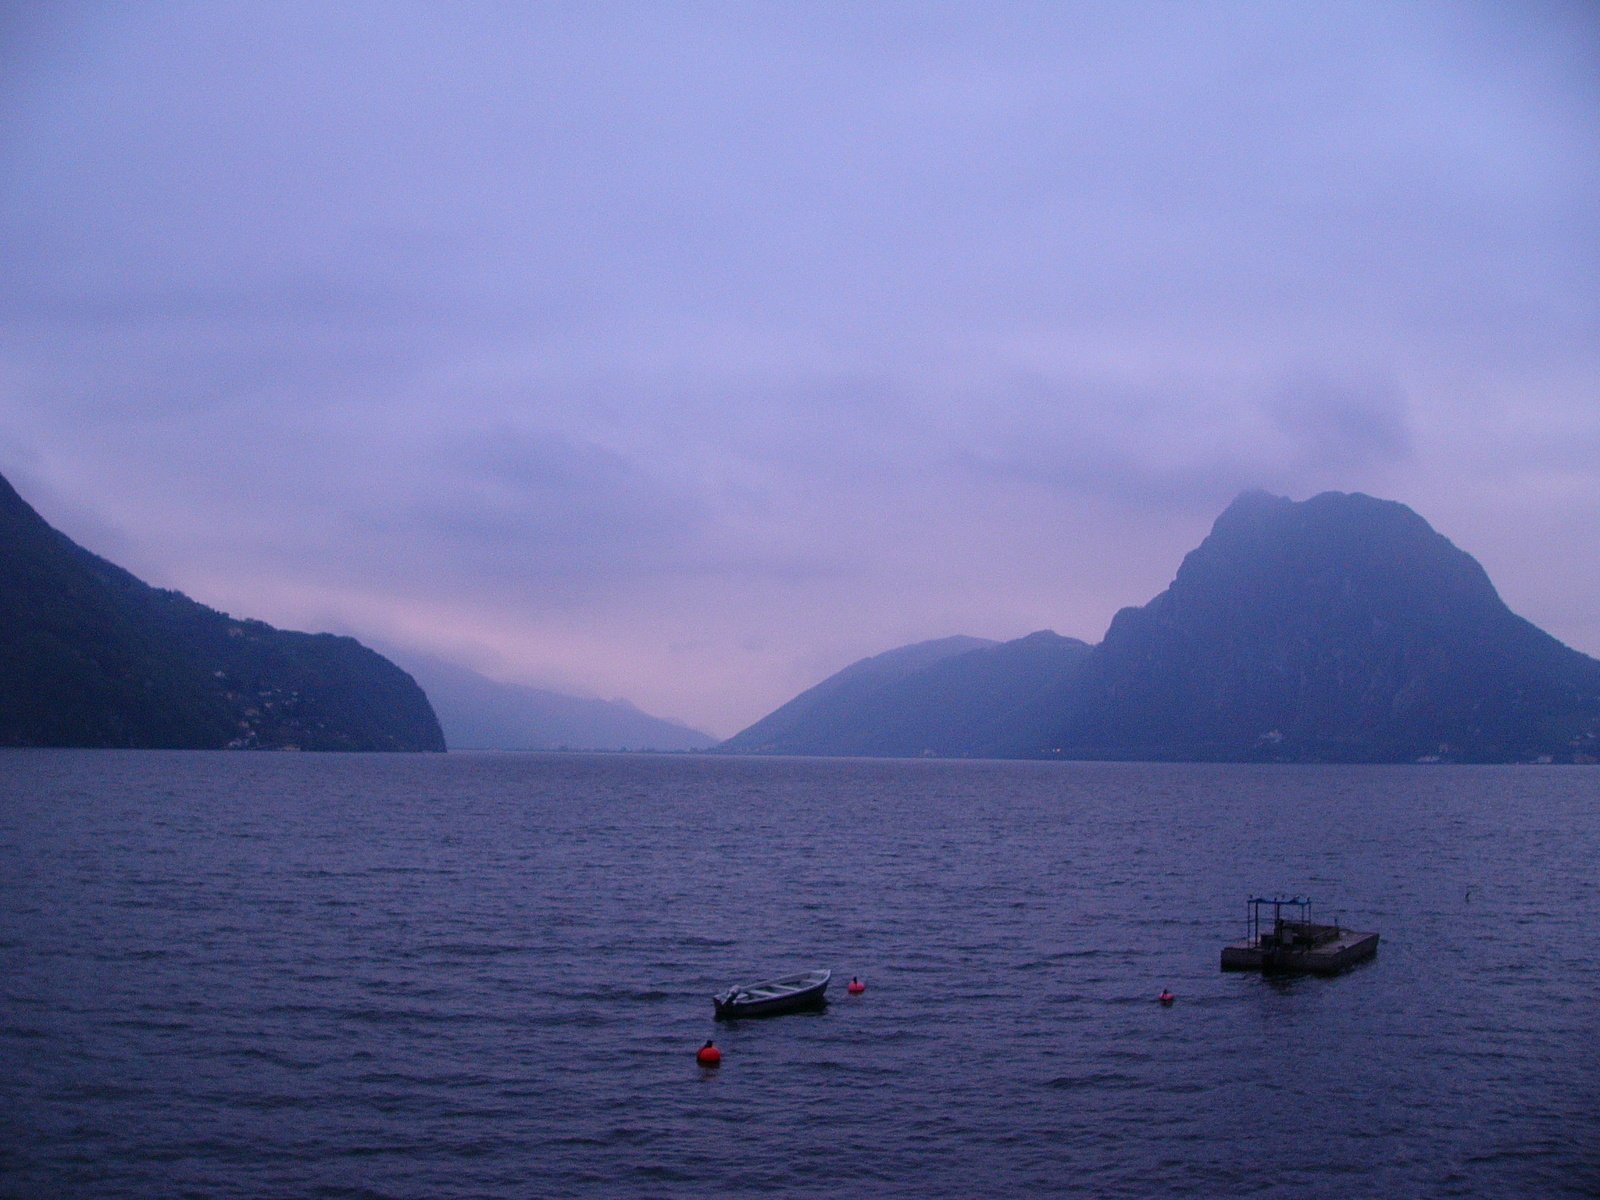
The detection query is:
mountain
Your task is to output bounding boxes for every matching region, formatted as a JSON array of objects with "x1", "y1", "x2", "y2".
[
  {"x1": 720, "y1": 636, "x2": 992, "y2": 755},
  {"x1": 1053, "y1": 490, "x2": 1600, "y2": 762},
  {"x1": 723, "y1": 491, "x2": 1600, "y2": 763},
  {"x1": 721, "y1": 632, "x2": 1092, "y2": 756},
  {"x1": 0, "y1": 471, "x2": 445, "y2": 751},
  {"x1": 392, "y1": 651, "x2": 715, "y2": 751}
]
